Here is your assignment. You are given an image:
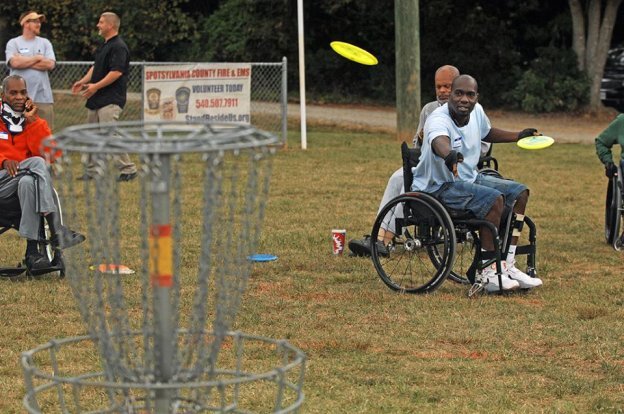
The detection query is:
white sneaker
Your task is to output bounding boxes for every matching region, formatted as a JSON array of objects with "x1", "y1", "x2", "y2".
[
  {"x1": 504, "y1": 261, "x2": 543, "y2": 289},
  {"x1": 477, "y1": 265, "x2": 520, "y2": 293}
]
